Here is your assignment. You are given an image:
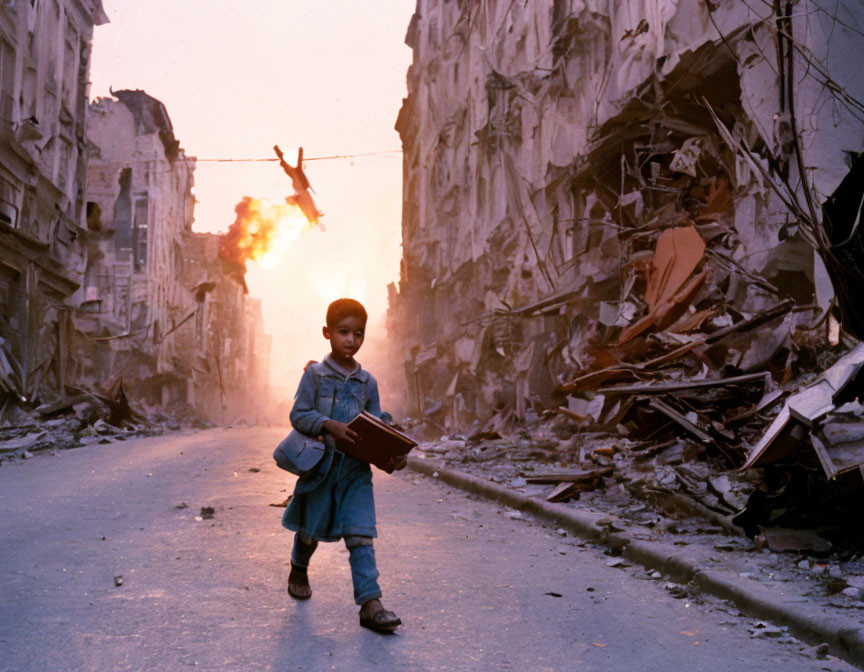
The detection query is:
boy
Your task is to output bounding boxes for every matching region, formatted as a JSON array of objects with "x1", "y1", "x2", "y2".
[{"x1": 282, "y1": 298, "x2": 407, "y2": 632}]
